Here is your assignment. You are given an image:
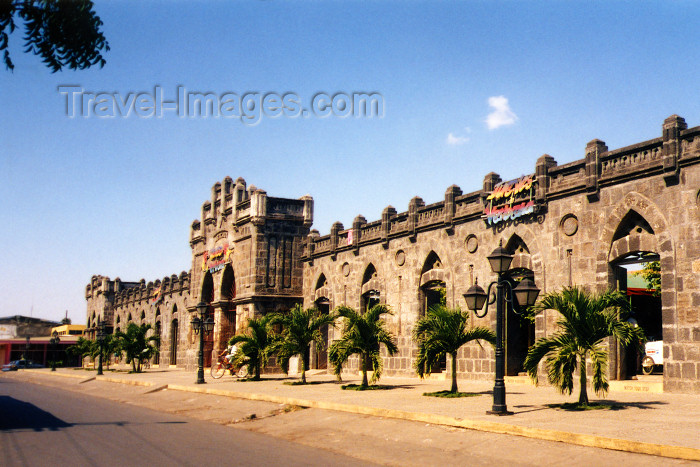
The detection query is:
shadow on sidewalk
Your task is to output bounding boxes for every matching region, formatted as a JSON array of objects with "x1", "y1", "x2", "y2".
[{"x1": 545, "y1": 400, "x2": 668, "y2": 411}]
